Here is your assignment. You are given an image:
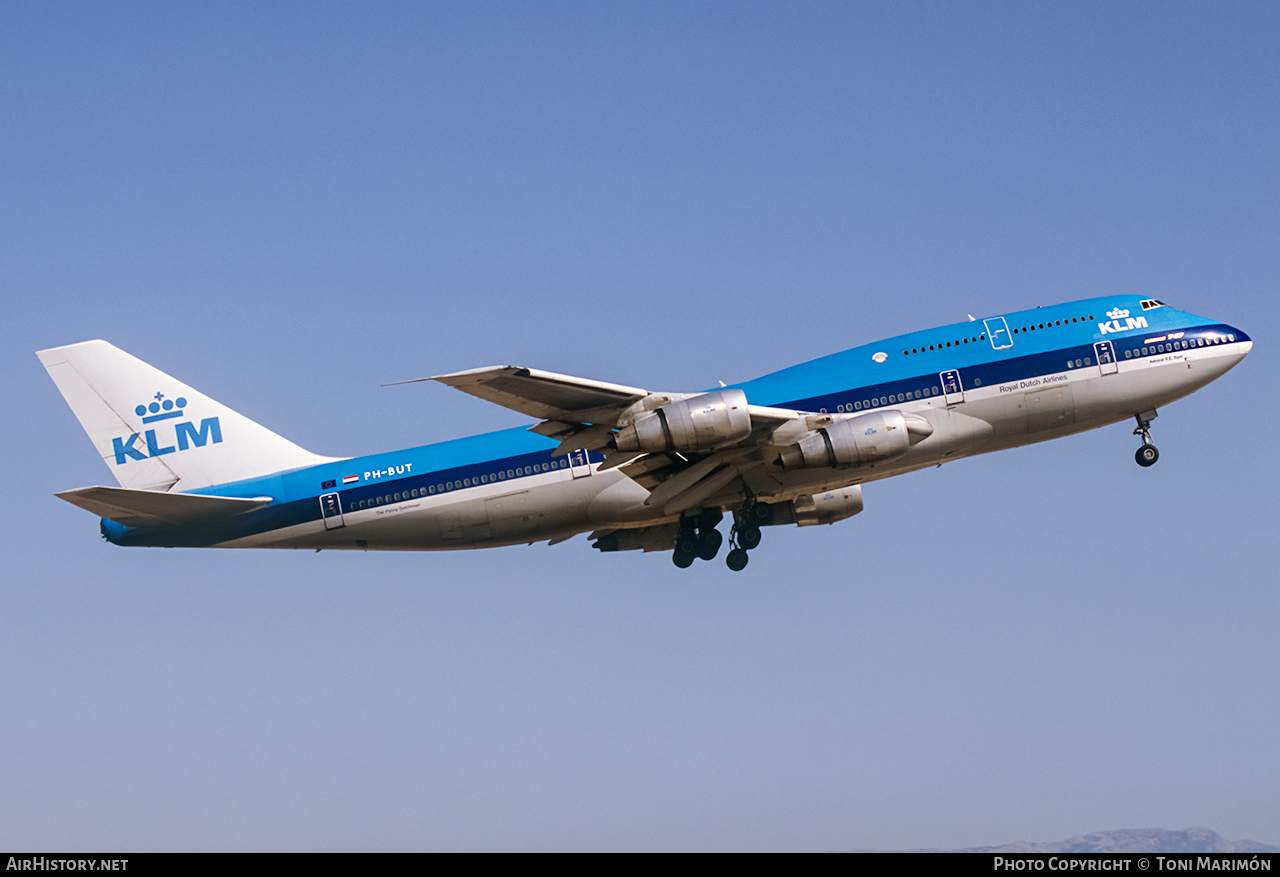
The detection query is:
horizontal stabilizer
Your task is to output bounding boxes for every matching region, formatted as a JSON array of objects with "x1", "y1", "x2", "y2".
[{"x1": 55, "y1": 486, "x2": 273, "y2": 528}]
